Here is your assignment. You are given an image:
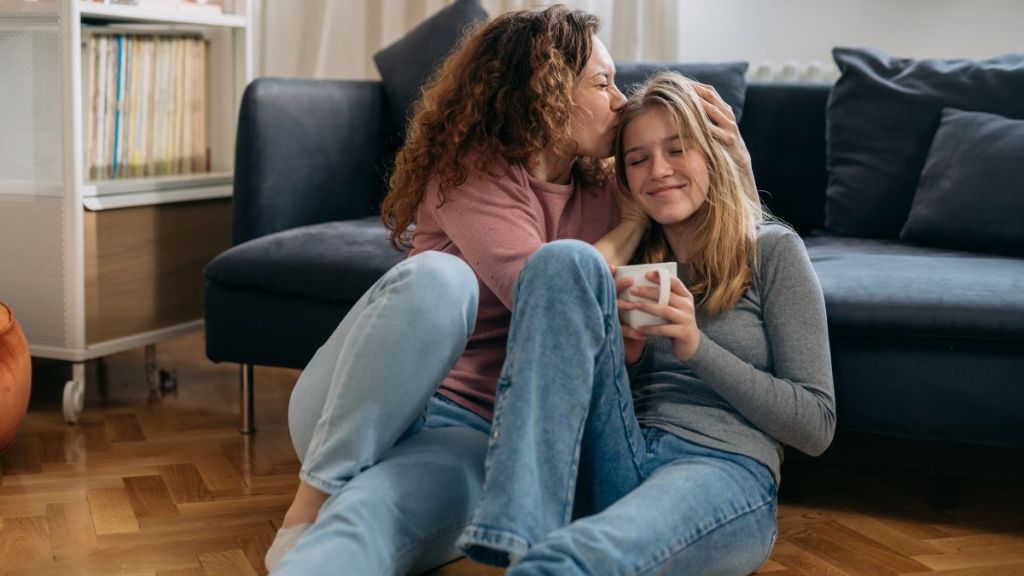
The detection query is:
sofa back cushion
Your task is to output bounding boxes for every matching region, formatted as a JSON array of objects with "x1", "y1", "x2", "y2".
[
  {"x1": 900, "y1": 108, "x2": 1024, "y2": 256},
  {"x1": 740, "y1": 83, "x2": 830, "y2": 235},
  {"x1": 824, "y1": 47, "x2": 1024, "y2": 238},
  {"x1": 373, "y1": 0, "x2": 488, "y2": 141},
  {"x1": 614, "y1": 62, "x2": 749, "y2": 122}
]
